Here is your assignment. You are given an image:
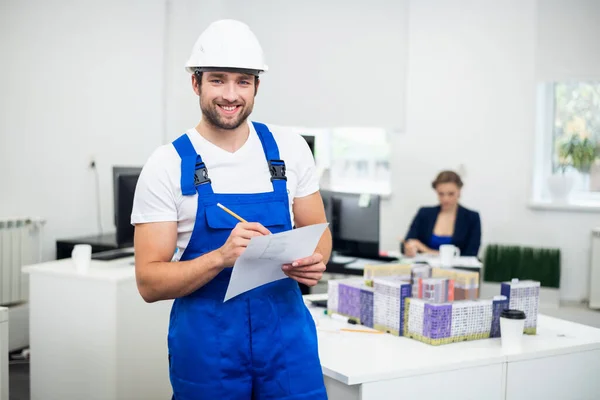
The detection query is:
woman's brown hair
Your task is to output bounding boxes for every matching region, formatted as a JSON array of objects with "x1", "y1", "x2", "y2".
[{"x1": 431, "y1": 170, "x2": 463, "y2": 189}]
